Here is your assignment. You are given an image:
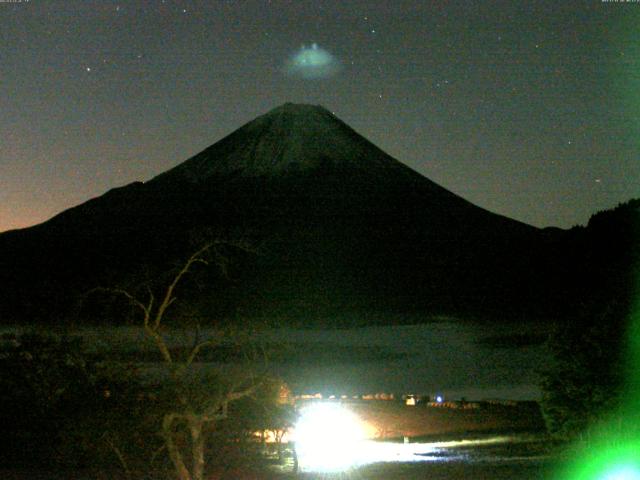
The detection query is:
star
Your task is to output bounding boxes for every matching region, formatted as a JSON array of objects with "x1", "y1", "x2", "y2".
[{"x1": 85, "y1": 67, "x2": 91, "y2": 72}]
